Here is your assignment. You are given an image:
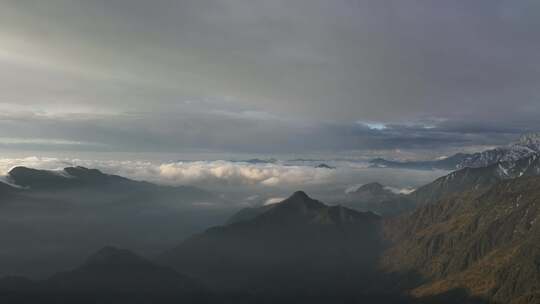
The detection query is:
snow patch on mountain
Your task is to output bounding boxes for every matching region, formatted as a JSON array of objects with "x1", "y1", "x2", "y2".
[{"x1": 458, "y1": 132, "x2": 540, "y2": 169}]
